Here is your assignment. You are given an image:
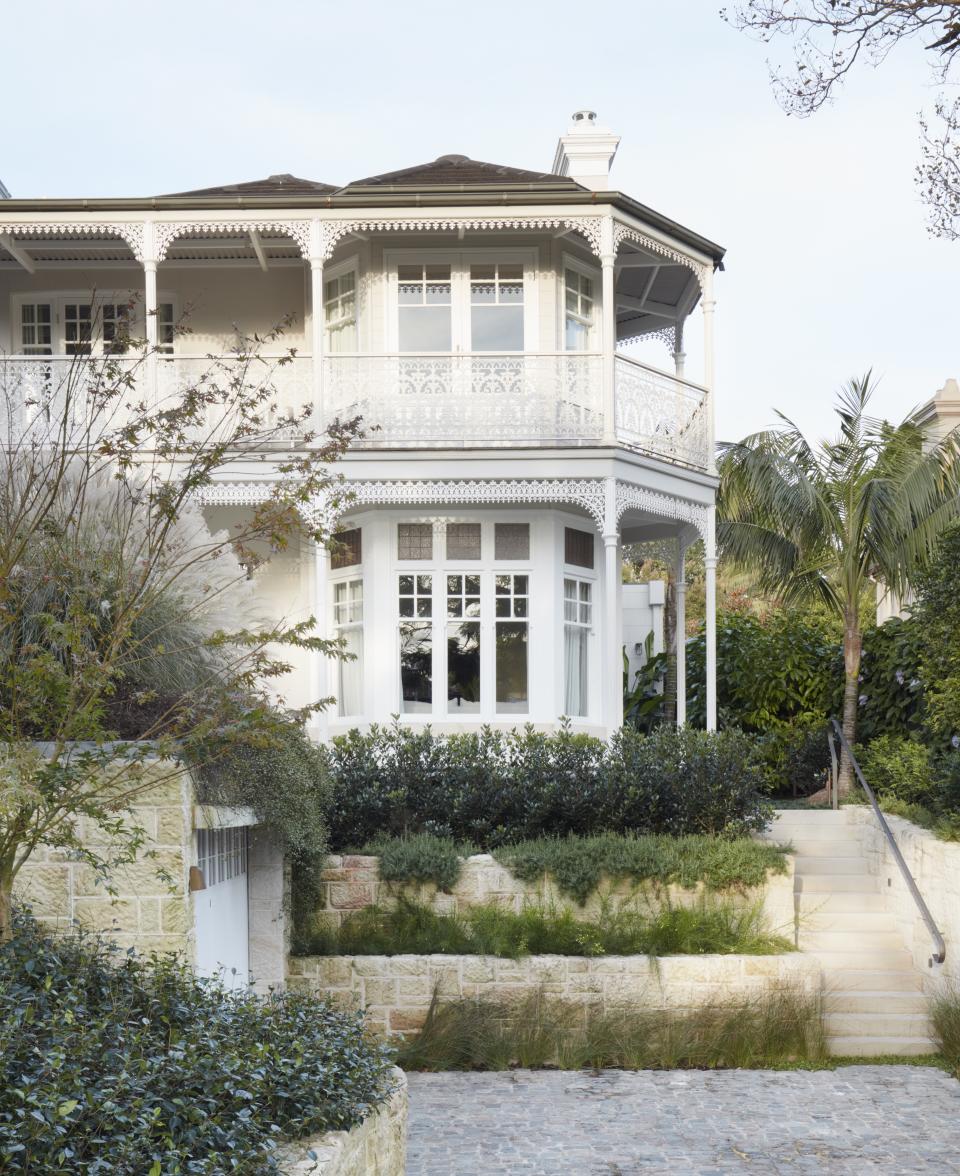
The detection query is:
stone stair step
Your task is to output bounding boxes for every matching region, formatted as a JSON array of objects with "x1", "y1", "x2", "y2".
[
  {"x1": 794, "y1": 855, "x2": 871, "y2": 875},
  {"x1": 825, "y1": 990, "x2": 930, "y2": 1014},
  {"x1": 799, "y1": 930, "x2": 905, "y2": 951},
  {"x1": 824, "y1": 1011, "x2": 933, "y2": 1037},
  {"x1": 821, "y1": 968, "x2": 924, "y2": 992},
  {"x1": 801, "y1": 912, "x2": 896, "y2": 932},
  {"x1": 798, "y1": 892, "x2": 887, "y2": 913},
  {"x1": 826, "y1": 1035, "x2": 937, "y2": 1057},
  {"x1": 807, "y1": 949, "x2": 916, "y2": 970},
  {"x1": 796, "y1": 874, "x2": 879, "y2": 892}
]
